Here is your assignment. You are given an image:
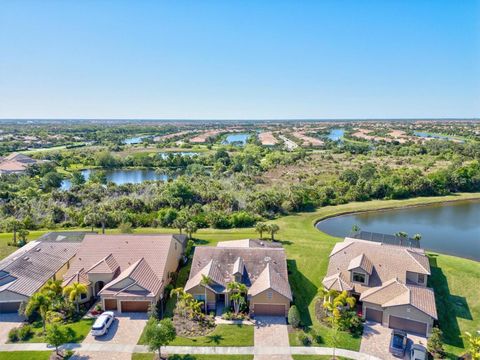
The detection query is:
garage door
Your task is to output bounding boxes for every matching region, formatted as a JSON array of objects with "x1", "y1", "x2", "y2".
[
  {"x1": 389, "y1": 315, "x2": 427, "y2": 336},
  {"x1": 104, "y1": 299, "x2": 117, "y2": 311},
  {"x1": 121, "y1": 301, "x2": 151, "y2": 312},
  {"x1": 0, "y1": 302, "x2": 21, "y2": 313},
  {"x1": 254, "y1": 304, "x2": 285, "y2": 316},
  {"x1": 365, "y1": 308, "x2": 383, "y2": 323}
]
